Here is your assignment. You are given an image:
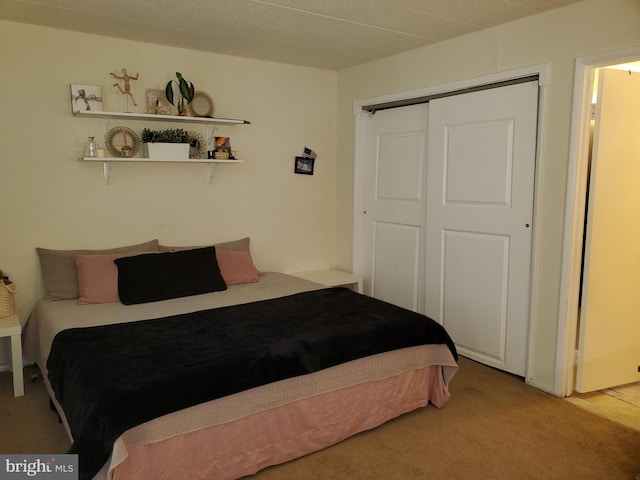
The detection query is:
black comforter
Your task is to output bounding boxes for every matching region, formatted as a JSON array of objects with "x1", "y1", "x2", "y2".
[{"x1": 47, "y1": 287, "x2": 457, "y2": 480}]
